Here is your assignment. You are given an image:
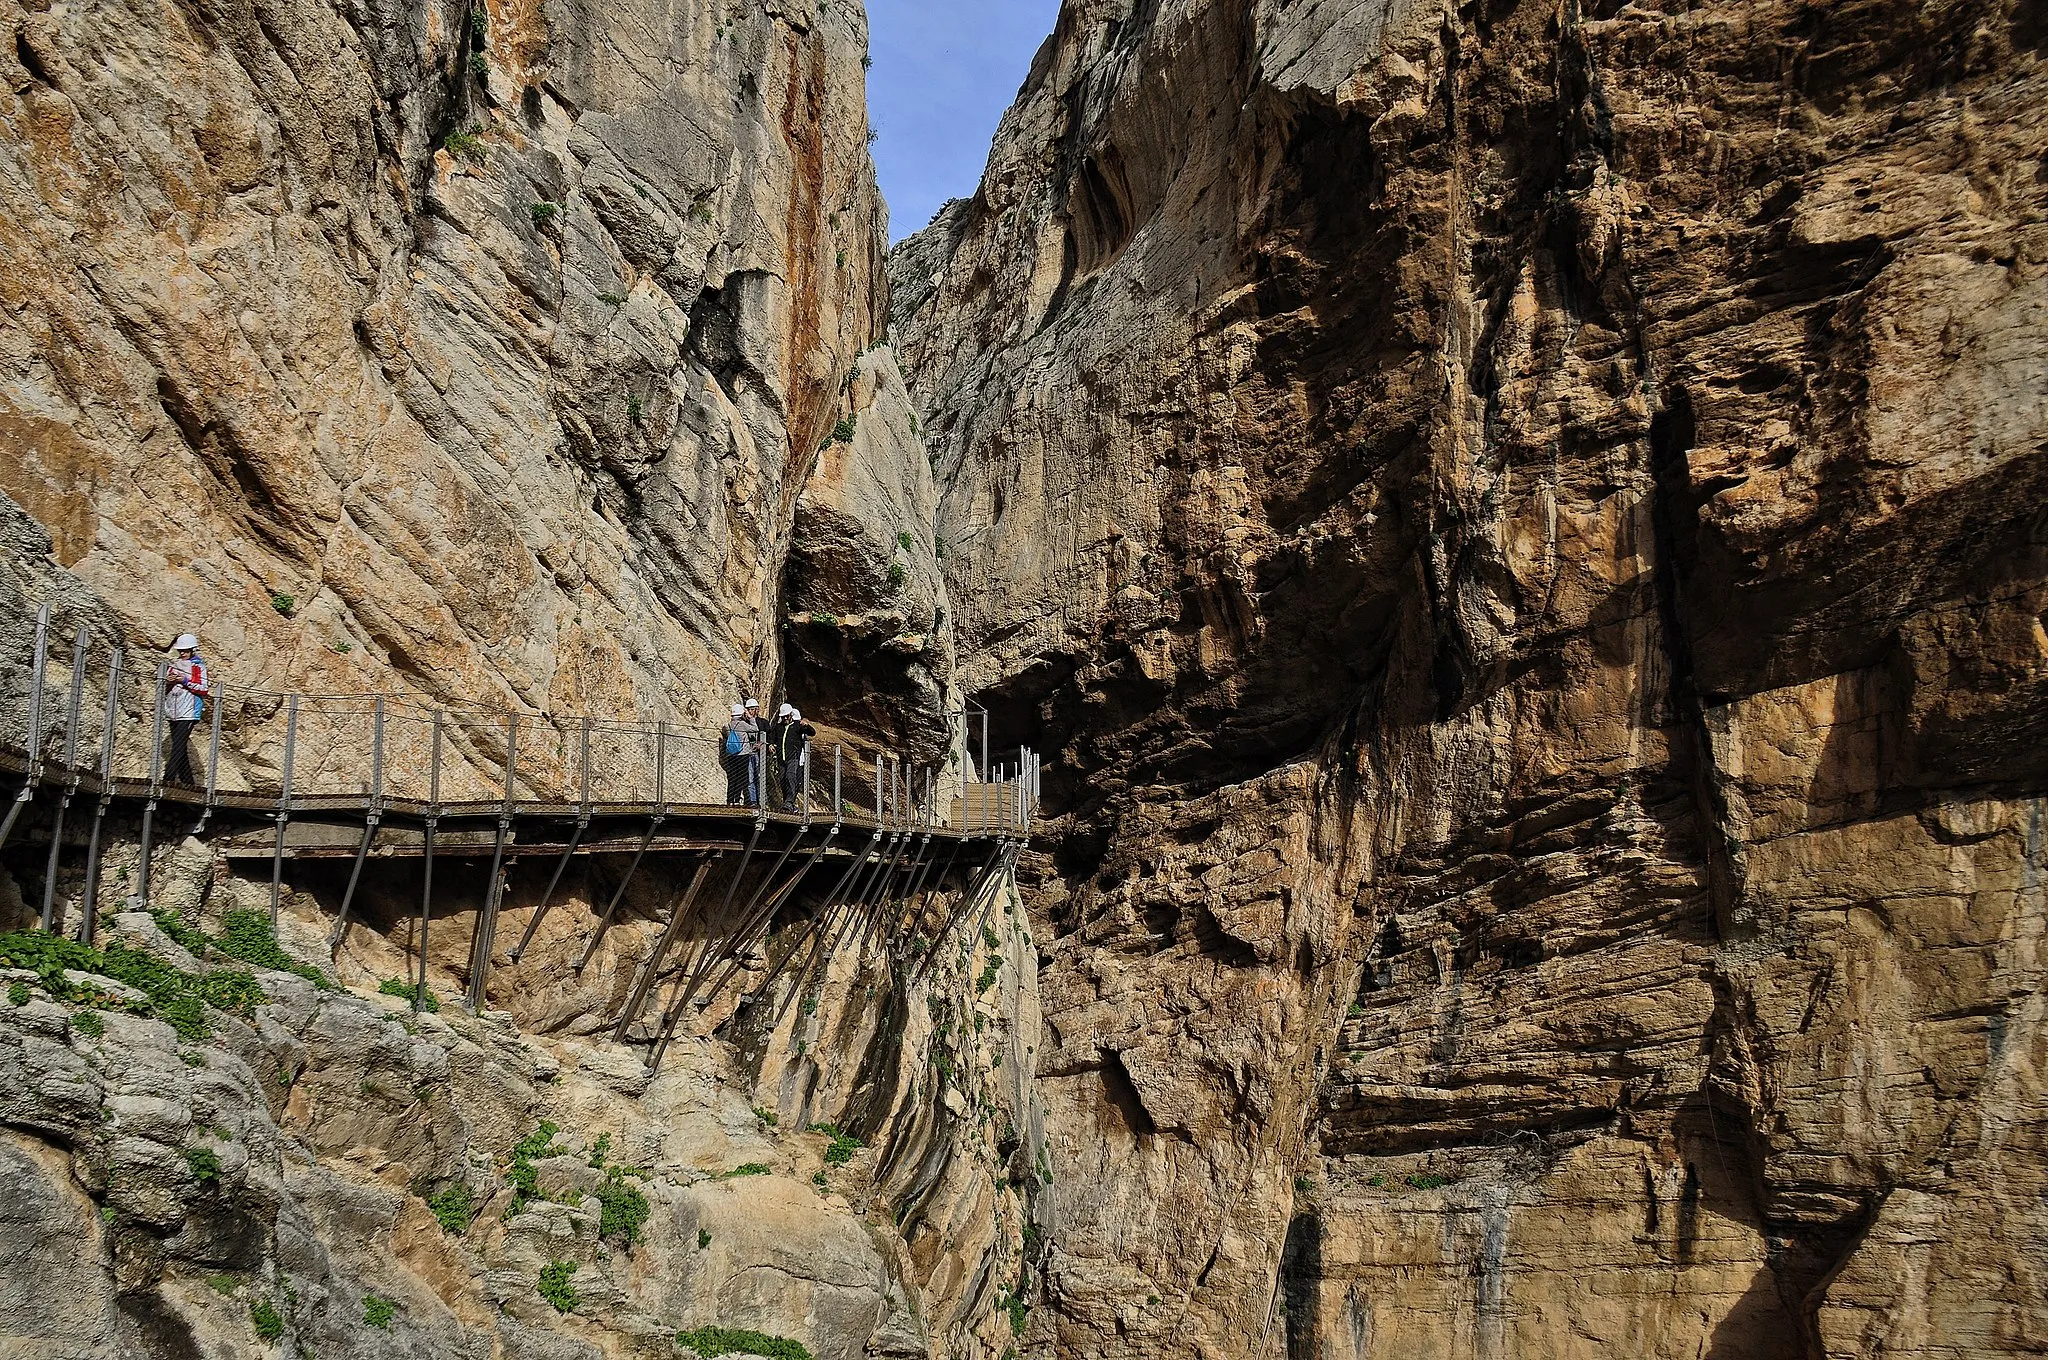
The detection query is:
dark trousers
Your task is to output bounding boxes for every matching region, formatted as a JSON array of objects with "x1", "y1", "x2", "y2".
[
  {"x1": 725, "y1": 753, "x2": 752, "y2": 805},
  {"x1": 779, "y1": 755, "x2": 805, "y2": 810},
  {"x1": 166, "y1": 719, "x2": 200, "y2": 788}
]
